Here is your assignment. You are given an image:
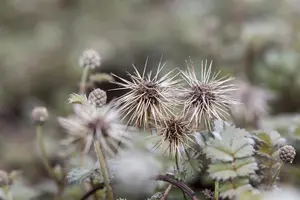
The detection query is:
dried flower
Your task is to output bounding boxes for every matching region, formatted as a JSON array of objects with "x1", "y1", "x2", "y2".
[
  {"x1": 0, "y1": 170, "x2": 9, "y2": 187},
  {"x1": 88, "y1": 88, "x2": 107, "y2": 107},
  {"x1": 79, "y1": 49, "x2": 101, "y2": 69},
  {"x1": 279, "y1": 145, "x2": 296, "y2": 163},
  {"x1": 58, "y1": 103, "x2": 132, "y2": 157},
  {"x1": 112, "y1": 59, "x2": 180, "y2": 128},
  {"x1": 230, "y1": 80, "x2": 272, "y2": 128},
  {"x1": 31, "y1": 106, "x2": 49, "y2": 124},
  {"x1": 181, "y1": 60, "x2": 236, "y2": 129},
  {"x1": 151, "y1": 114, "x2": 194, "y2": 157}
]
